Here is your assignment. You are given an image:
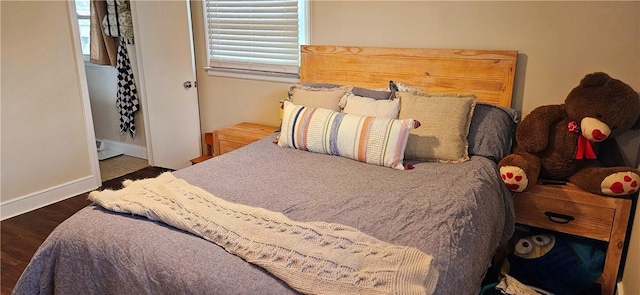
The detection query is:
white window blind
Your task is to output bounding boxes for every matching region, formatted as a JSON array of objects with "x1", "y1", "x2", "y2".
[{"x1": 205, "y1": 0, "x2": 305, "y2": 77}]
